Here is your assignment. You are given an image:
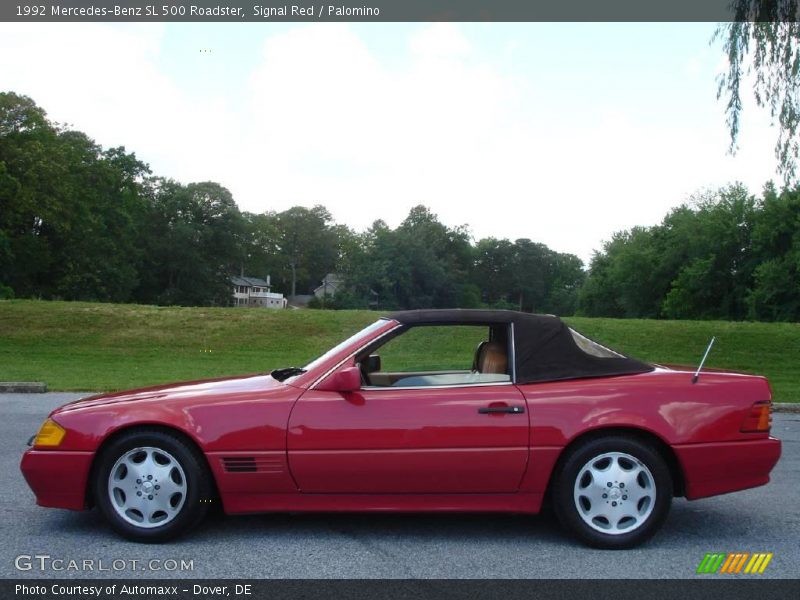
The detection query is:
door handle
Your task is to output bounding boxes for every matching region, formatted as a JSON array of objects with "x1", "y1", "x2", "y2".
[{"x1": 478, "y1": 405, "x2": 525, "y2": 414}]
